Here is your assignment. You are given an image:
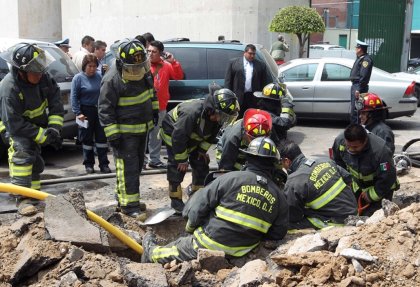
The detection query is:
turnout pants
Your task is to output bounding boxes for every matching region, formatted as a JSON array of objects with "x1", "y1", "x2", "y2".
[
  {"x1": 148, "y1": 235, "x2": 198, "y2": 264},
  {"x1": 79, "y1": 105, "x2": 109, "y2": 168},
  {"x1": 166, "y1": 146, "x2": 209, "y2": 199},
  {"x1": 147, "y1": 110, "x2": 166, "y2": 165},
  {"x1": 112, "y1": 134, "x2": 147, "y2": 213},
  {"x1": 8, "y1": 137, "x2": 44, "y2": 190}
]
